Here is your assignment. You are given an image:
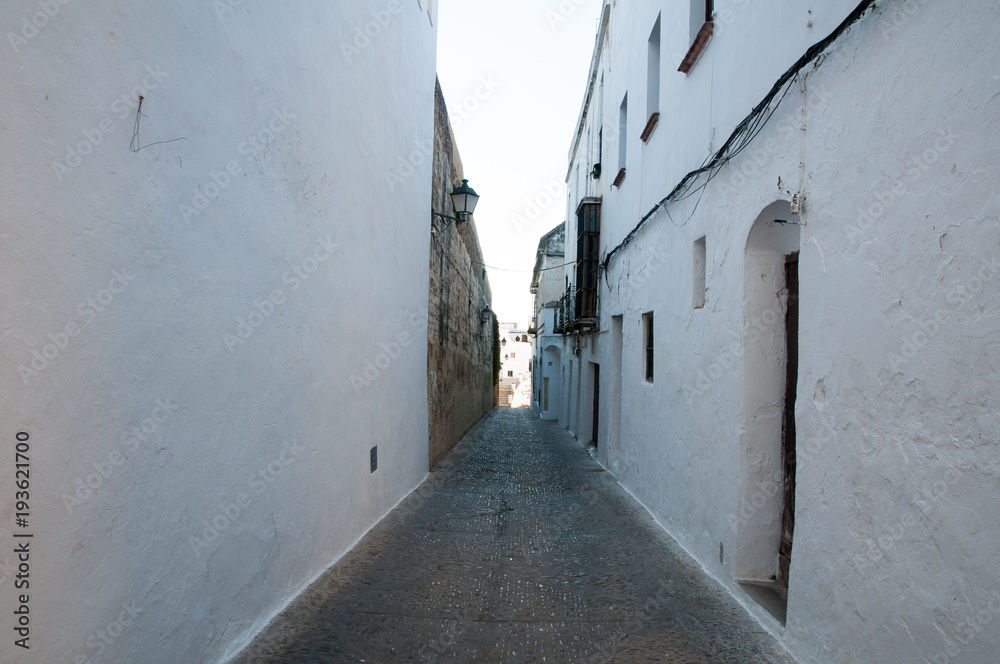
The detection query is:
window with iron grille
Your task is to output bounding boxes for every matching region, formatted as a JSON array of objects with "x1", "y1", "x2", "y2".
[
  {"x1": 643, "y1": 312, "x2": 654, "y2": 382},
  {"x1": 575, "y1": 199, "x2": 601, "y2": 322}
]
